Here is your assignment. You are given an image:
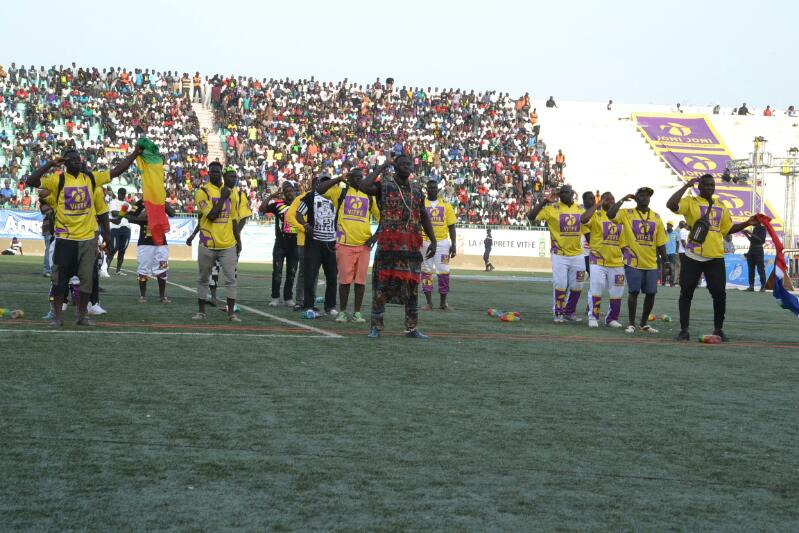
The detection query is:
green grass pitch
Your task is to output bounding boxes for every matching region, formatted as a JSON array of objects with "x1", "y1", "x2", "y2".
[{"x1": 1, "y1": 255, "x2": 798, "y2": 530}]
